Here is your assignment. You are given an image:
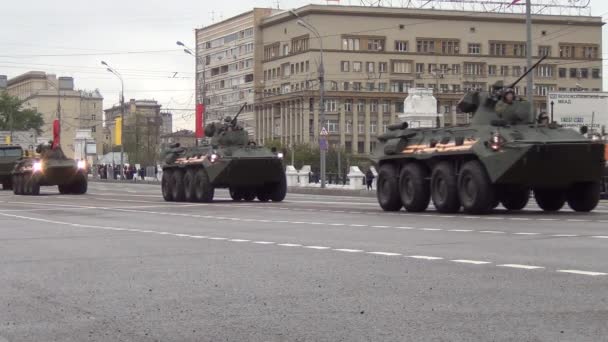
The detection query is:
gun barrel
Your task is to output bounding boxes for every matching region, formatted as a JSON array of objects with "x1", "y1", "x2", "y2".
[
  {"x1": 508, "y1": 54, "x2": 548, "y2": 89},
  {"x1": 231, "y1": 102, "x2": 248, "y2": 125}
]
